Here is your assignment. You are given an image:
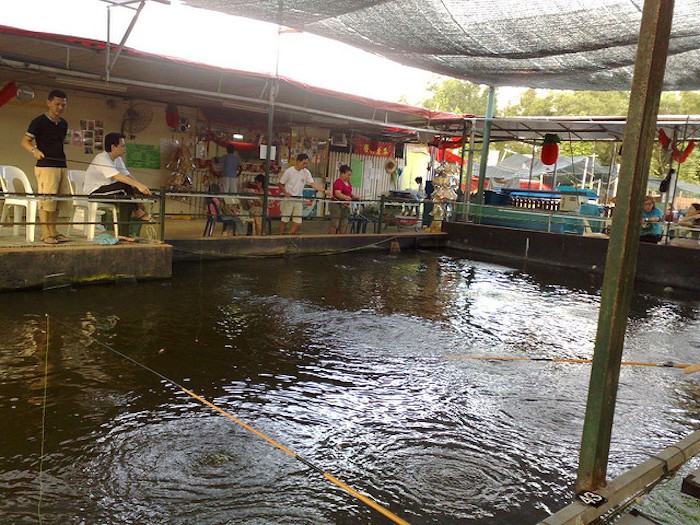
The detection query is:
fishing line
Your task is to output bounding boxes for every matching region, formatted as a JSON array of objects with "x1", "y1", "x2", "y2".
[
  {"x1": 51, "y1": 317, "x2": 412, "y2": 525},
  {"x1": 37, "y1": 315, "x2": 51, "y2": 525},
  {"x1": 445, "y1": 354, "x2": 693, "y2": 369}
]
